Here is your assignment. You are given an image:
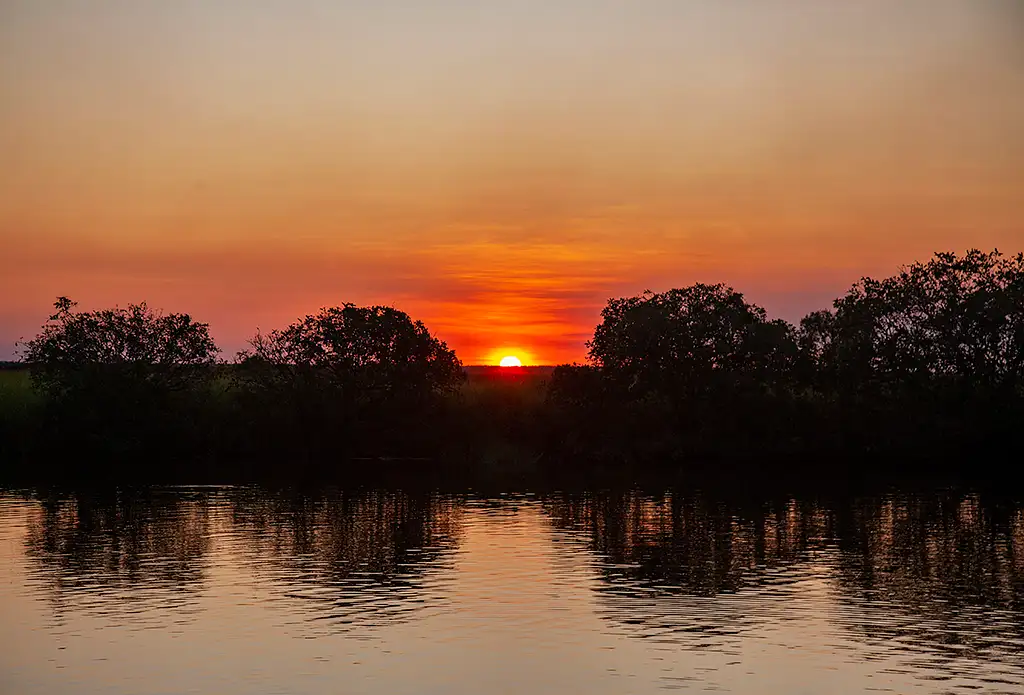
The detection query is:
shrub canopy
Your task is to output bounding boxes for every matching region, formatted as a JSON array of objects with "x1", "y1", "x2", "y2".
[
  {"x1": 588, "y1": 284, "x2": 799, "y2": 399},
  {"x1": 21, "y1": 297, "x2": 219, "y2": 399},
  {"x1": 241, "y1": 303, "x2": 464, "y2": 399},
  {"x1": 802, "y1": 249, "x2": 1024, "y2": 393}
]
